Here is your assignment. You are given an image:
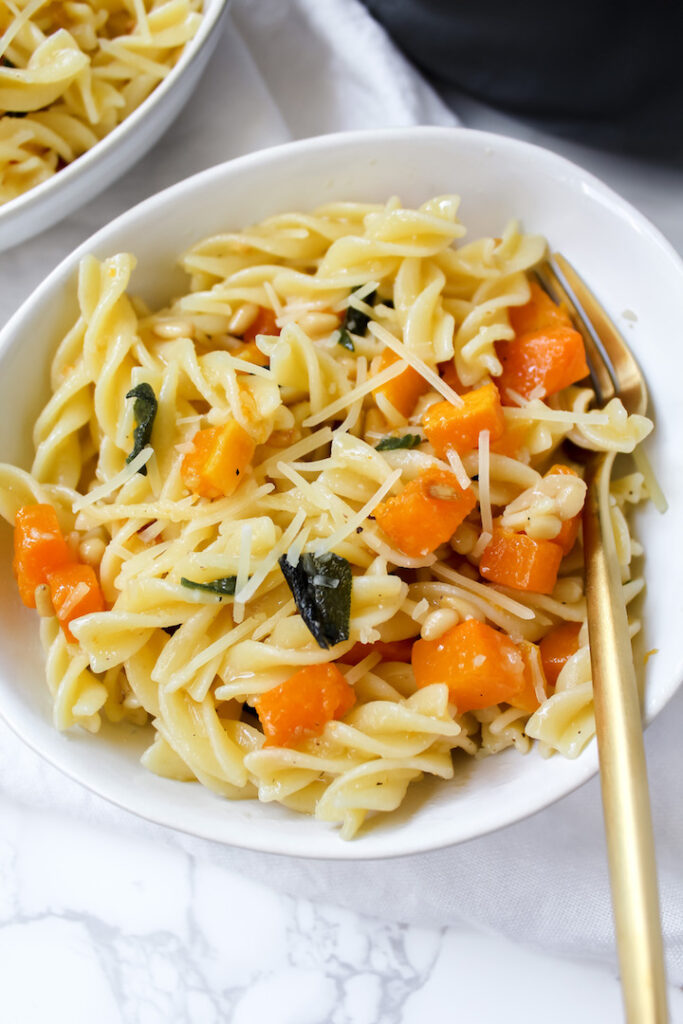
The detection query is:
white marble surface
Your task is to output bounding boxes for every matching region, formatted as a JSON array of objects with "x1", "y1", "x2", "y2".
[
  {"x1": 3, "y1": 791, "x2": 683, "y2": 1024},
  {"x1": 2, "y1": 14, "x2": 683, "y2": 1024}
]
